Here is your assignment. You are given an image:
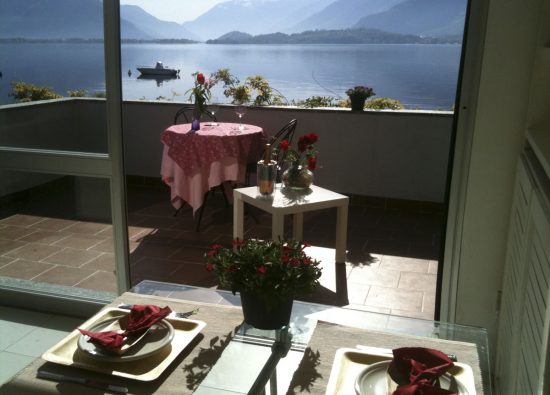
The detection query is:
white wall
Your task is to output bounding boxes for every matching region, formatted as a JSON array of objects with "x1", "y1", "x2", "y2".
[
  {"x1": 449, "y1": 0, "x2": 544, "y2": 363},
  {"x1": 122, "y1": 102, "x2": 454, "y2": 203}
]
